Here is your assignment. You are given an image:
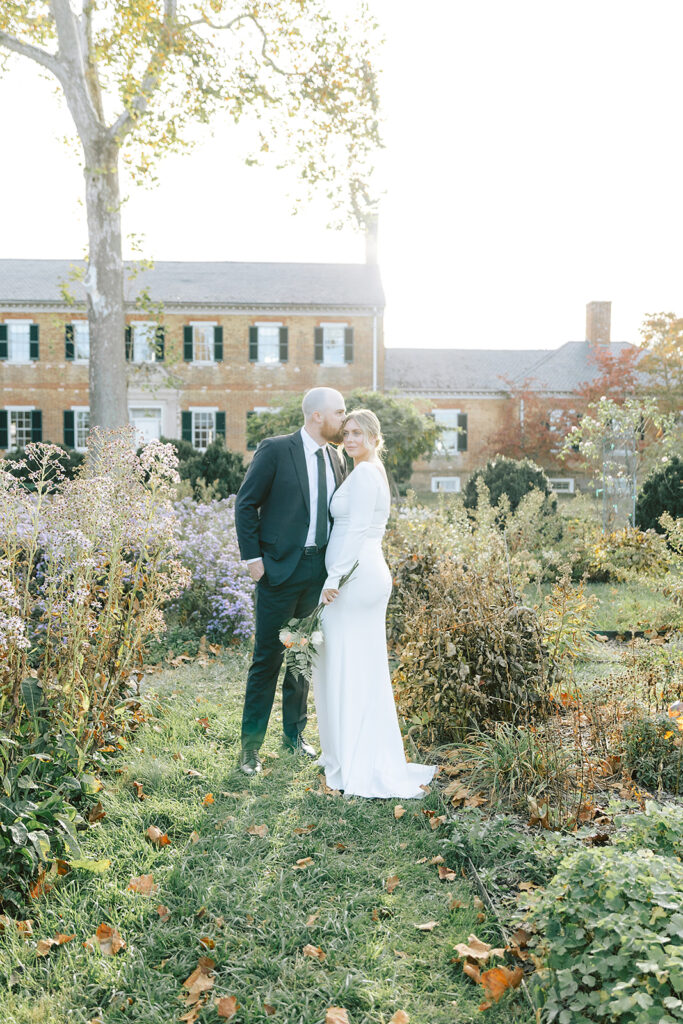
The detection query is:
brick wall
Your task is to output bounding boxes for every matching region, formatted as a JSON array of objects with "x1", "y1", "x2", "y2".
[{"x1": 0, "y1": 308, "x2": 383, "y2": 452}]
